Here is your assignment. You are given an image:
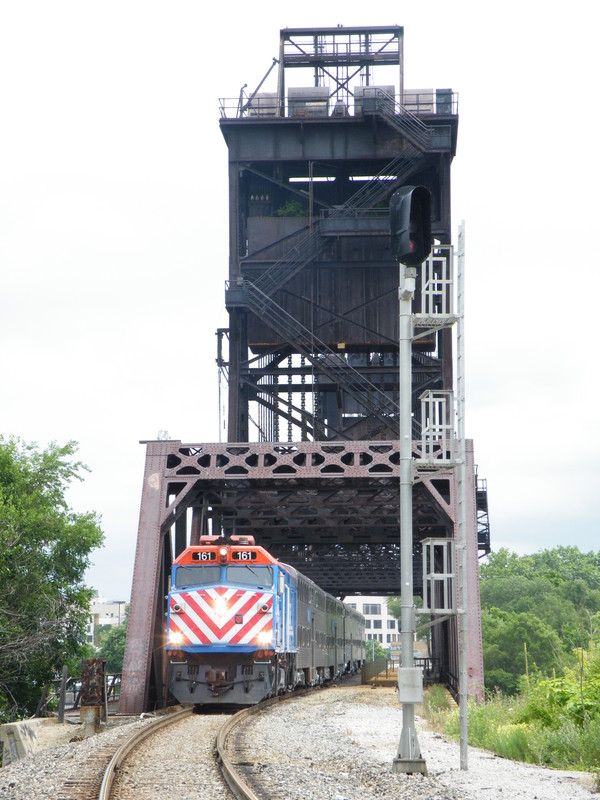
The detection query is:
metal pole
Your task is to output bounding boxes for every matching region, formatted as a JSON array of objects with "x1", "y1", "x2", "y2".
[
  {"x1": 393, "y1": 263, "x2": 427, "y2": 776},
  {"x1": 457, "y1": 222, "x2": 469, "y2": 770},
  {"x1": 57, "y1": 664, "x2": 68, "y2": 724}
]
